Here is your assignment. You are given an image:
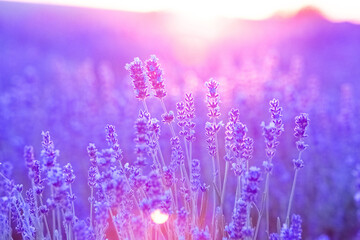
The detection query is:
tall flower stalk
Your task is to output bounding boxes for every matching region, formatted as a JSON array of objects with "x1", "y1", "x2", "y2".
[
  {"x1": 255, "y1": 99, "x2": 284, "y2": 238},
  {"x1": 204, "y1": 78, "x2": 223, "y2": 238},
  {"x1": 285, "y1": 113, "x2": 309, "y2": 226}
]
